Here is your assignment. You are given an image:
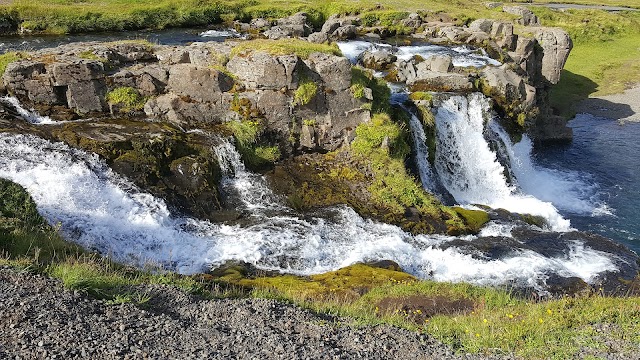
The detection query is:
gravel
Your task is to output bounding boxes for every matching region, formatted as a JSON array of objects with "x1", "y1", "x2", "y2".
[
  {"x1": 0, "y1": 266, "x2": 518, "y2": 360},
  {"x1": 577, "y1": 86, "x2": 640, "y2": 123}
]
